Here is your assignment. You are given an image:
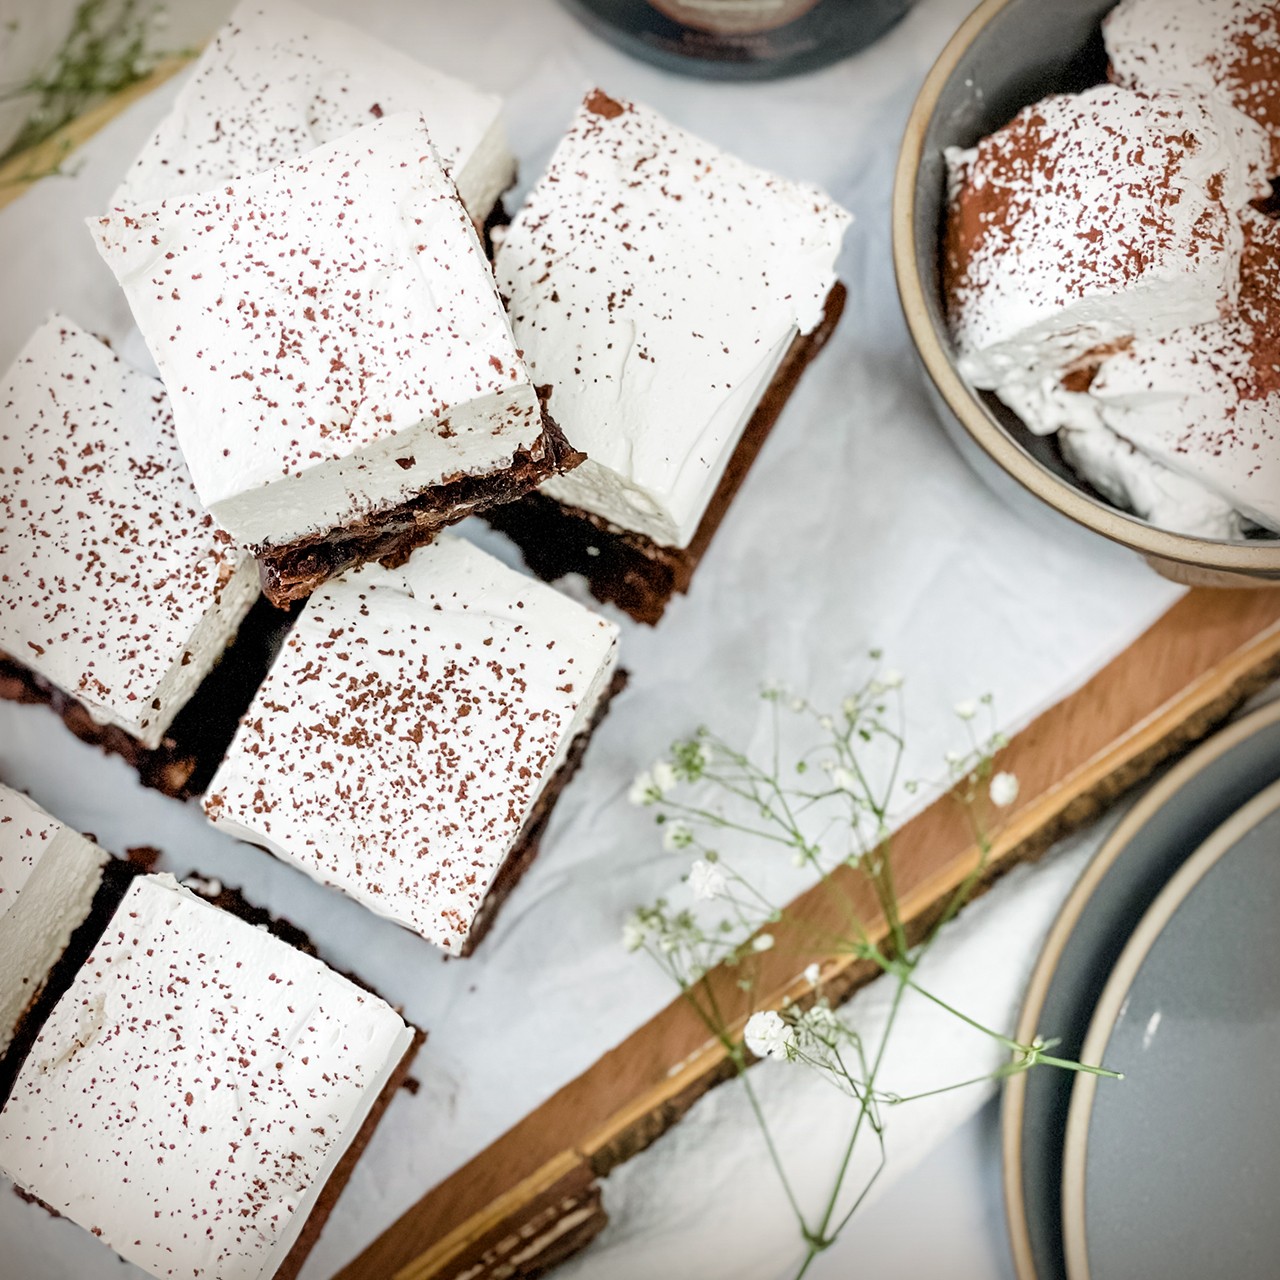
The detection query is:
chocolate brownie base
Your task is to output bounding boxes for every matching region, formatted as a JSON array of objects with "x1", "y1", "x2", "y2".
[
  {"x1": 2, "y1": 856, "x2": 423, "y2": 1280},
  {"x1": 461, "y1": 667, "x2": 628, "y2": 956},
  {"x1": 481, "y1": 192, "x2": 513, "y2": 260},
  {"x1": 485, "y1": 282, "x2": 848, "y2": 625},
  {"x1": 257, "y1": 411, "x2": 584, "y2": 607},
  {"x1": 0, "y1": 595, "x2": 296, "y2": 799}
]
